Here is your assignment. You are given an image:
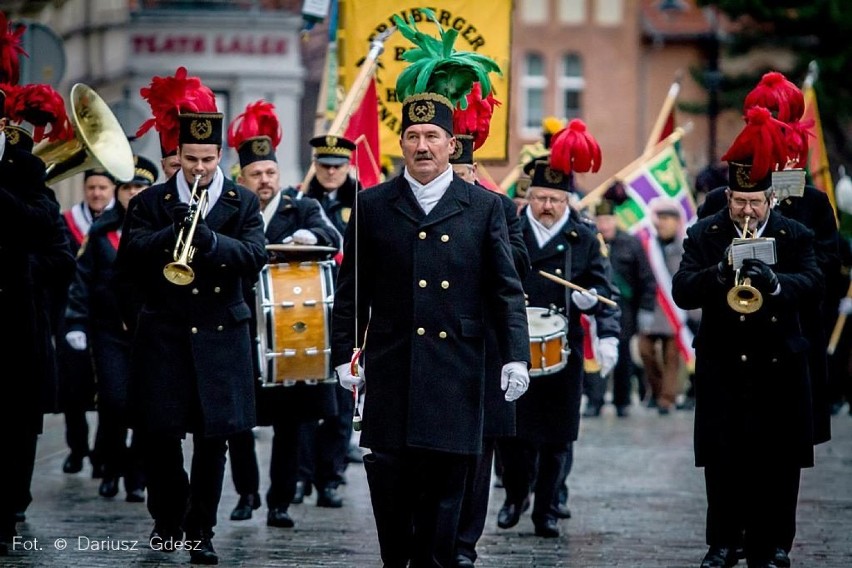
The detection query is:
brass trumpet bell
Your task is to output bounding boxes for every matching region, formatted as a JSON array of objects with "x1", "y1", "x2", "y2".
[
  {"x1": 725, "y1": 215, "x2": 763, "y2": 314},
  {"x1": 33, "y1": 83, "x2": 135, "y2": 185},
  {"x1": 726, "y1": 275, "x2": 763, "y2": 314}
]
